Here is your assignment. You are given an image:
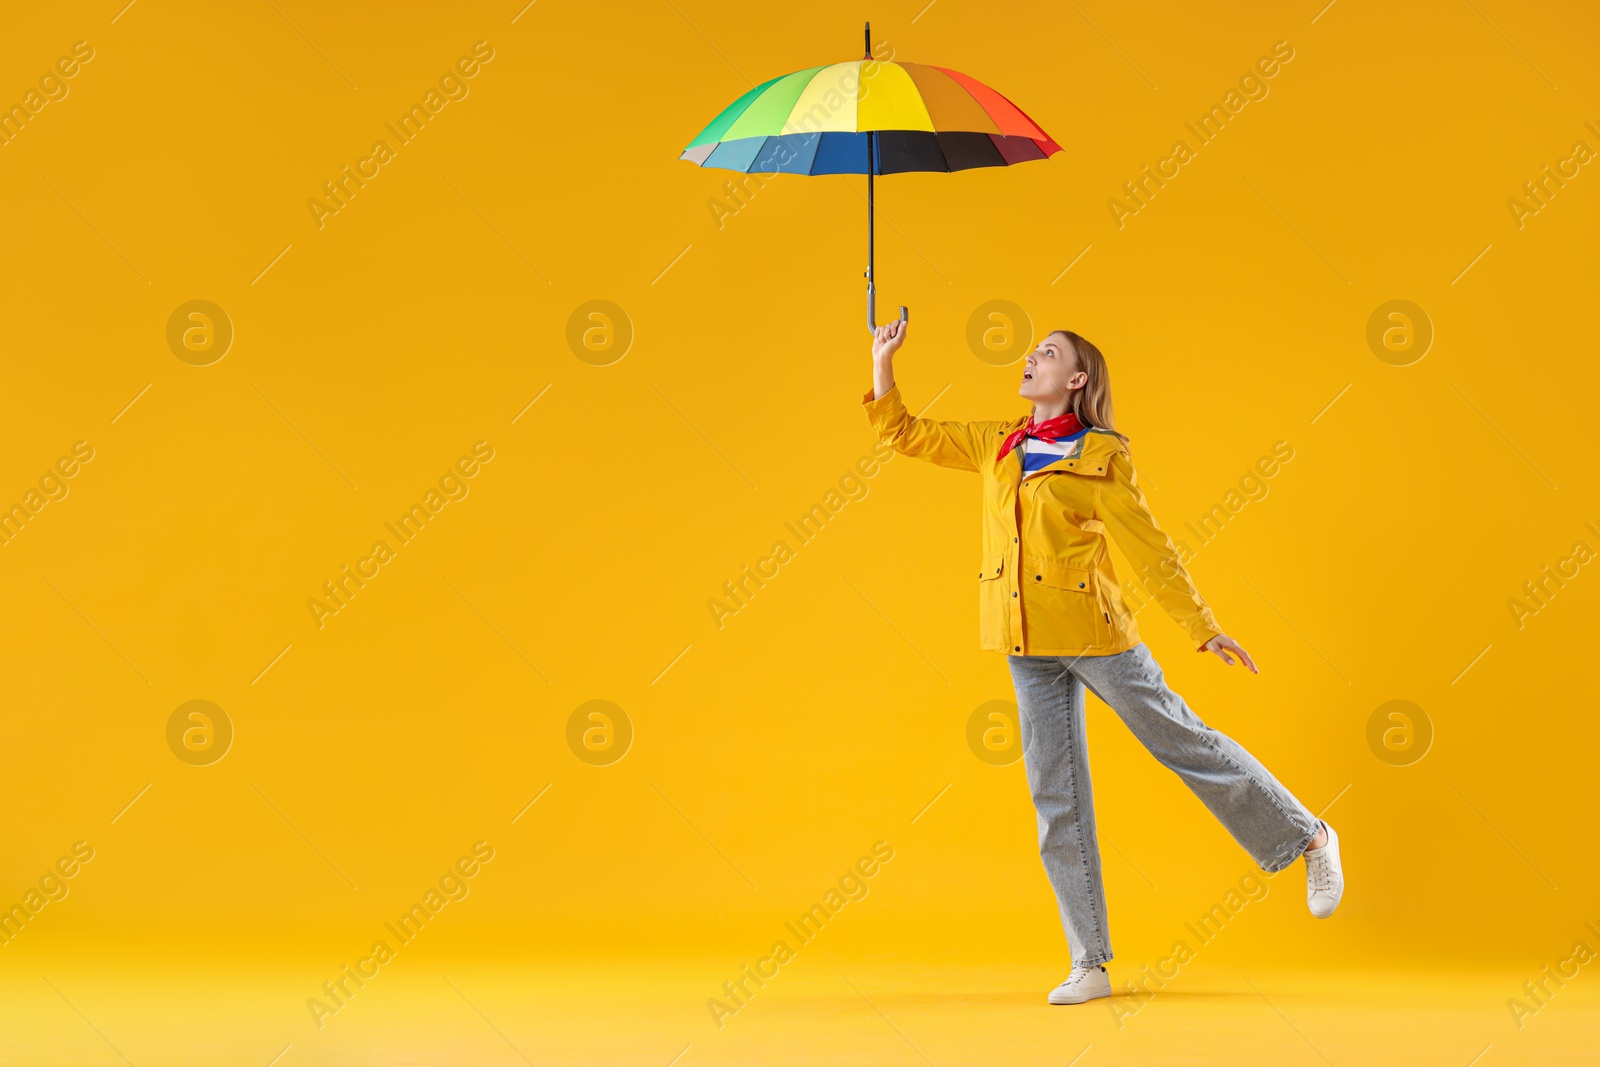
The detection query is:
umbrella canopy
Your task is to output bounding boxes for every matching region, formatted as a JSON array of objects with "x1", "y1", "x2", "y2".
[
  {"x1": 681, "y1": 61, "x2": 1061, "y2": 175},
  {"x1": 680, "y1": 28, "x2": 1060, "y2": 332}
]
